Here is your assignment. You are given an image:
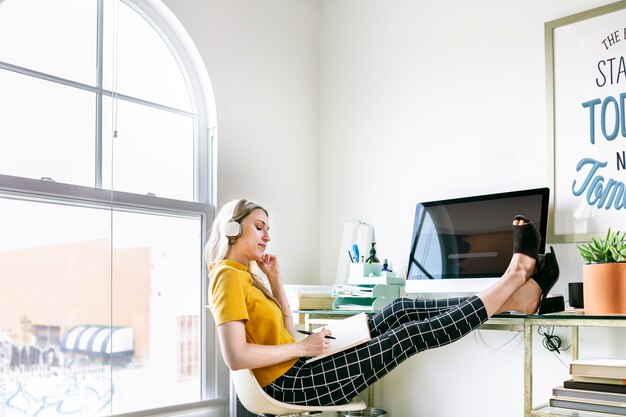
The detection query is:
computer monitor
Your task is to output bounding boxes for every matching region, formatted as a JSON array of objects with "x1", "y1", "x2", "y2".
[{"x1": 404, "y1": 187, "x2": 550, "y2": 297}]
